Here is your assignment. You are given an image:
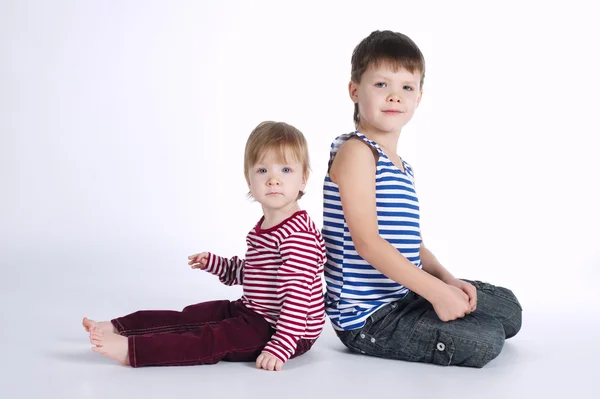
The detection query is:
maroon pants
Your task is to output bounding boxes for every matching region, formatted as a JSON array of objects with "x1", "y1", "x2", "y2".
[{"x1": 111, "y1": 299, "x2": 315, "y2": 367}]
